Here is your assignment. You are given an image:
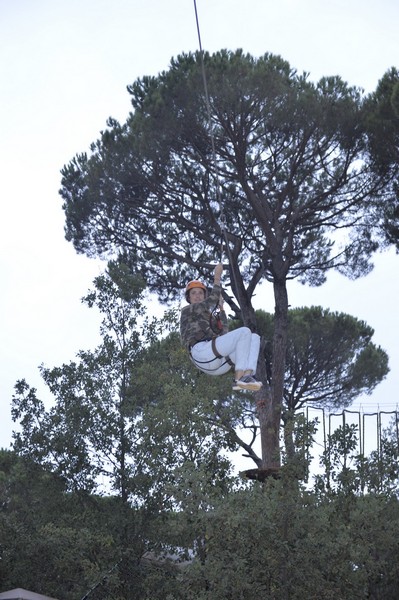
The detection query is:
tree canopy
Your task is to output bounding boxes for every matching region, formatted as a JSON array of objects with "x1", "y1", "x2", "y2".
[
  {"x1": 258, "y1": 306, "x2": 389, "y2": 412},
  {"x1": 60, "y1": 50, "x2": 398, "y2": 295},
  {"x1": 59, "y1": 50, "x2": 399, "y2": 467},
  {"x1": 364, "y1": 67, "x2": 399, "y2": 246}
]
